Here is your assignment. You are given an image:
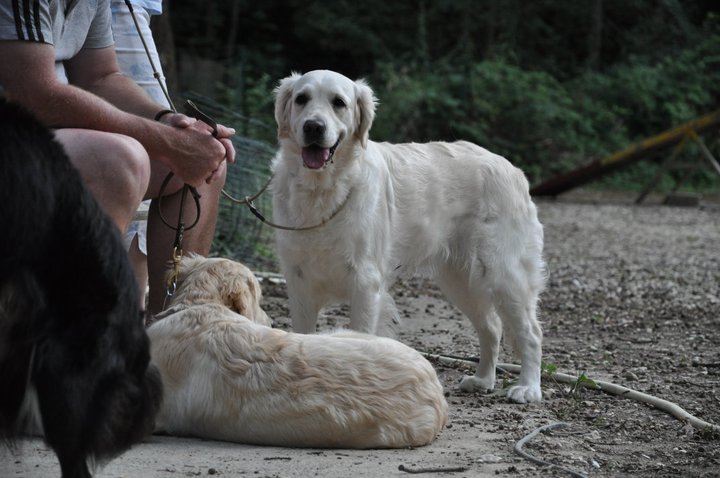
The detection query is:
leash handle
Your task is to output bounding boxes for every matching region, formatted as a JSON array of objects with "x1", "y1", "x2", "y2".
[{"x1": 184, "y1": 99, "x2": 218, "y2": 138}]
